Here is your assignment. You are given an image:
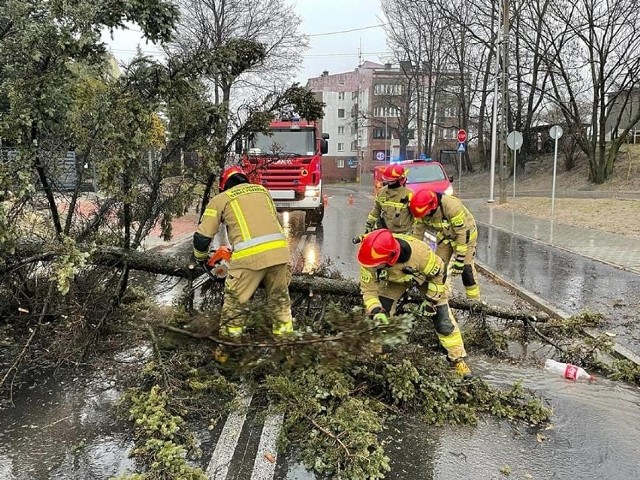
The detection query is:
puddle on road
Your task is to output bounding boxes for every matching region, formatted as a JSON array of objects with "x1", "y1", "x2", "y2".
[
  {"x1": 430, "y1": 359, "x2": 640, "y2": 480},
  {"x1": 0, "y1": 370, "x2": 134, "y2": 480}
]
